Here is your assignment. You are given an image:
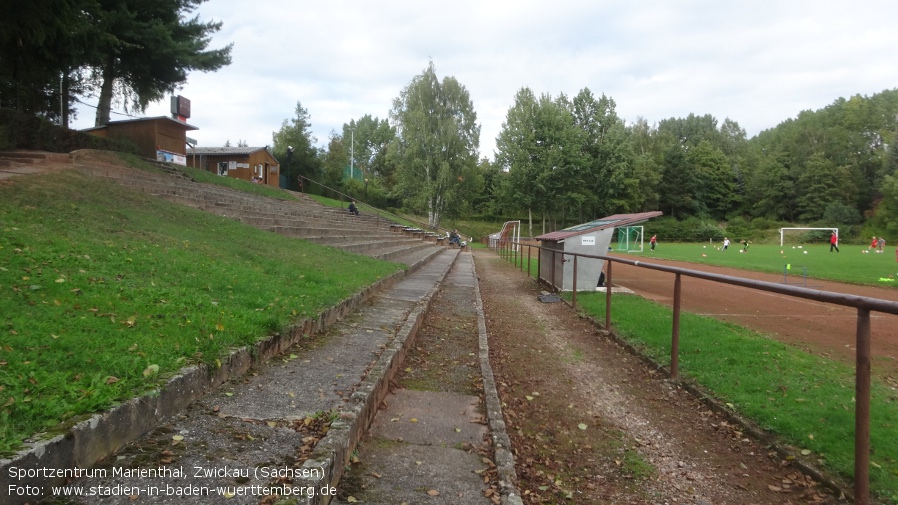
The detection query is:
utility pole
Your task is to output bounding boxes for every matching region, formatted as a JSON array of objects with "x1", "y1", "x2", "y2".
[{"x1": 349, "y1": 127, "x2": 355, "y2": 181}]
